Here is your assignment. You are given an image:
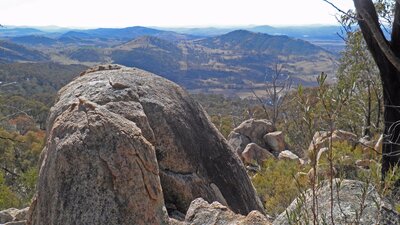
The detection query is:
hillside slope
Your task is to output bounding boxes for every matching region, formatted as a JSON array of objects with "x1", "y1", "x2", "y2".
[
  {"x1": 0, "y1": 41, "x2": 49, "y2": 62},
  {"x1": 110, "y1": 30, "x2": 337, "y2": 89}
]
